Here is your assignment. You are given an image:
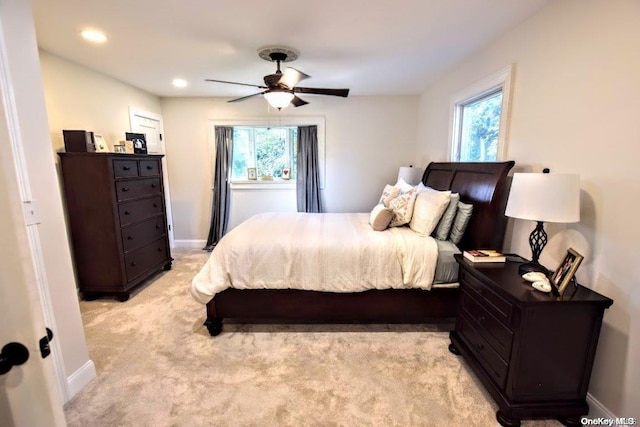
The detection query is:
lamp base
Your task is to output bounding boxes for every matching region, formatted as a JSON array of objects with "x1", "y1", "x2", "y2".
[{"x1": 518, "y1": 261, "x2": 548, "y2": 276}]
